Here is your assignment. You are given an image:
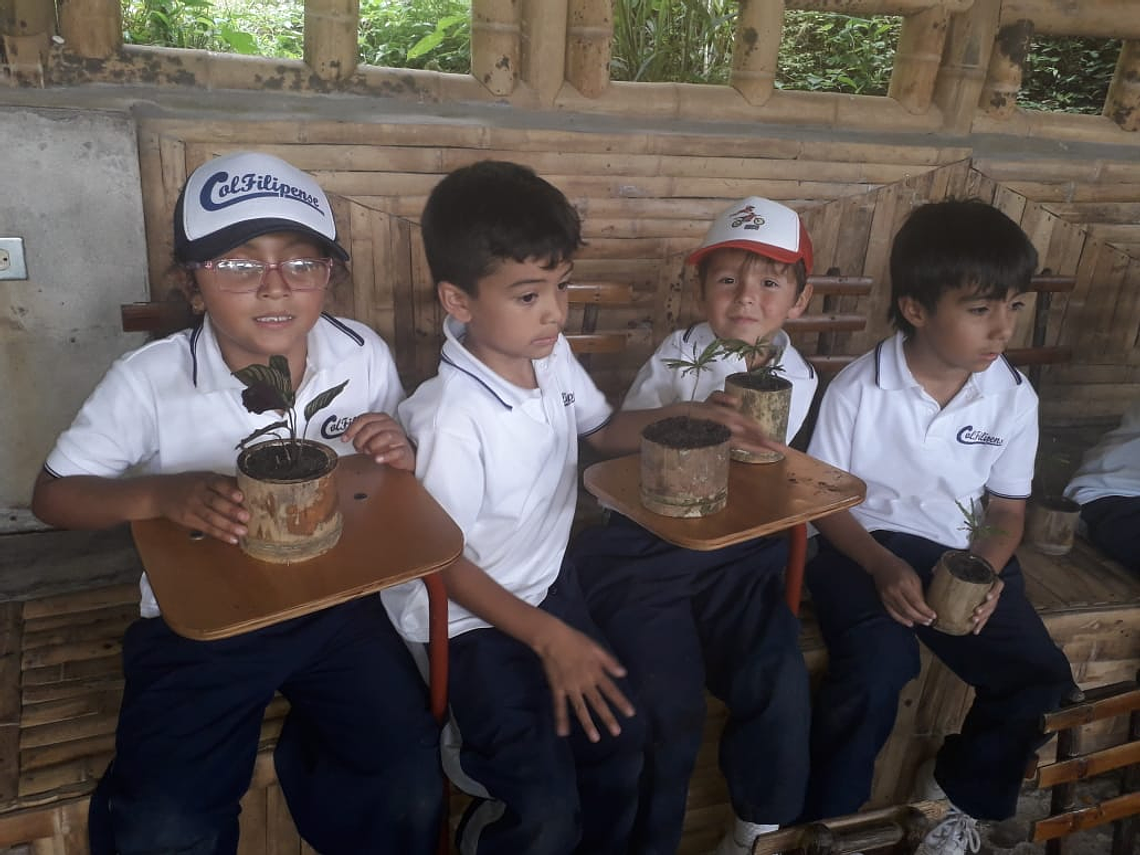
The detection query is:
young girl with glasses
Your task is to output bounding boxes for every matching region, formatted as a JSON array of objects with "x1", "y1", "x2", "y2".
[{"x1": 31, "y1": 151, "x2": 442, "y2": 855}]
